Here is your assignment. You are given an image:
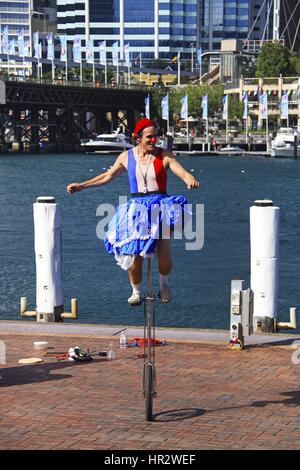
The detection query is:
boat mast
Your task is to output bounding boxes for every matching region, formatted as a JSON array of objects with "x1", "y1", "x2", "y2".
[{"x1": 273, "y1": 0, "x2": 280, "y2": 40}]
